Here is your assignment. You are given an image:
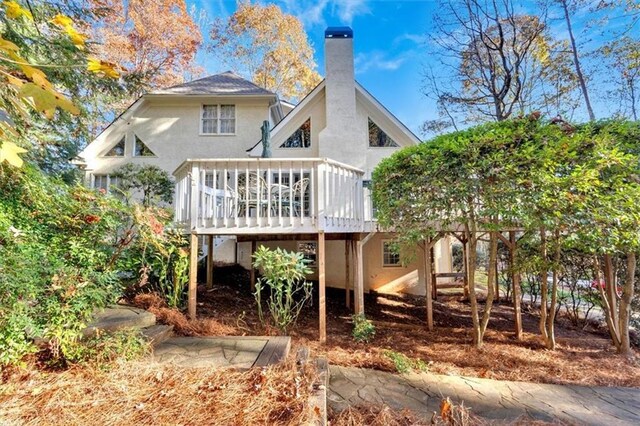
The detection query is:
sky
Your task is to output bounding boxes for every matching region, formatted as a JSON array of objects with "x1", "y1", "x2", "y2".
[
  {"x1": 187, "y1": 0, "x2": 636, "y2": 137},
  {"x1": 188, "y1": 0, "x2": 439, "y2": 137}
]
